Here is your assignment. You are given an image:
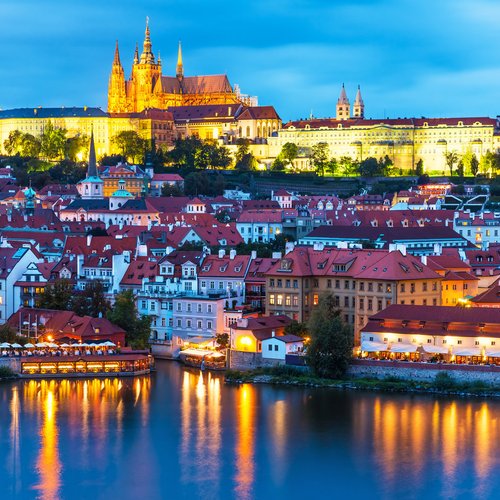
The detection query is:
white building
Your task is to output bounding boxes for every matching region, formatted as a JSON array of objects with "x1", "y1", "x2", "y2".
[
  {"x1": 236, "y1": 210, "x2": 283, "y2": 243},
  {"x1": 261, "y1": 334, "x2": 304, "y2": 361}
]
